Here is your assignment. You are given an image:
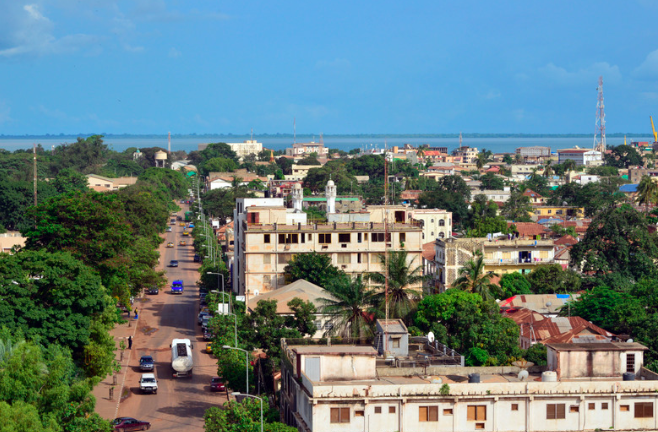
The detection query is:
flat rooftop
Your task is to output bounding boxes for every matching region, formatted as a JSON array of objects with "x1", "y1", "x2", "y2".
[{"x1": 293, "y1": 346, "x2": 378, "y2": 356}]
